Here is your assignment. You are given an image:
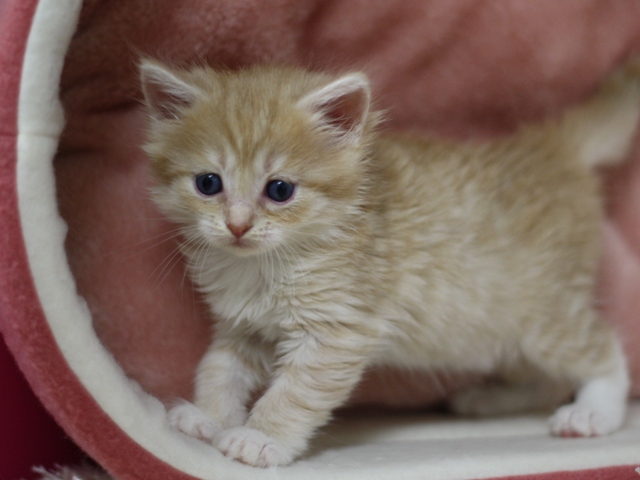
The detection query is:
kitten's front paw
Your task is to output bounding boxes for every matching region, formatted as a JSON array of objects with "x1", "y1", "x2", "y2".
[
  {"x1": 213, "y1": 426, "x2": 295, "y2": 467},
  {"x1": 549, "y1": 404, "x2": 620, "y2": 437},
  {"x1": 168, "y1": 401, "x2": 220, "y2": 442}
]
